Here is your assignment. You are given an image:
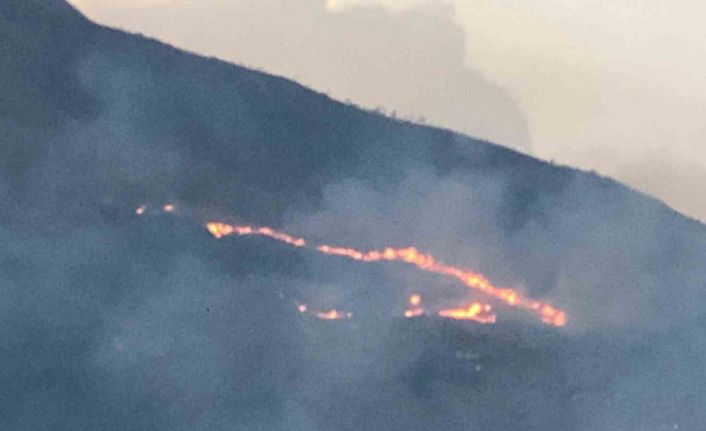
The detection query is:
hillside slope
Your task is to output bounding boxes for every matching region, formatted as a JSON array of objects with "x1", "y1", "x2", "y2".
[{"x1": 1, "y1": 1, "x2": 705, "y2": 430}]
